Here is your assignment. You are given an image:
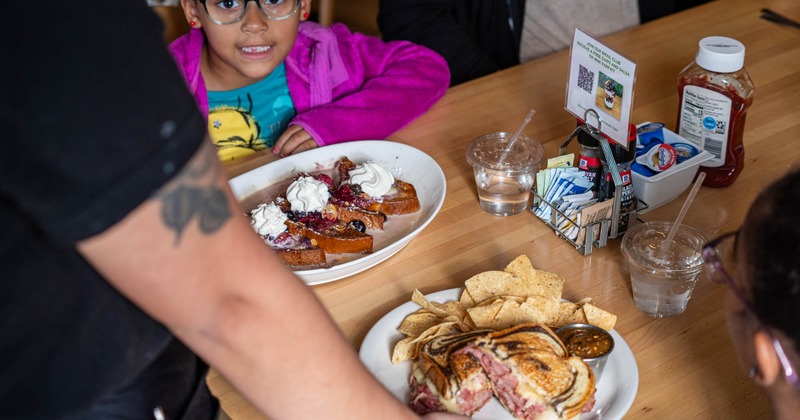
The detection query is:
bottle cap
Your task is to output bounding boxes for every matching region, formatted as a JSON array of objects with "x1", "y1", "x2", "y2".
[
  {"x1": 695, "y1": 36, "x2": 745, "y2": 73},
  {"x1": 577, "y1": 129, "x2": 599, "y2": 148}
]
